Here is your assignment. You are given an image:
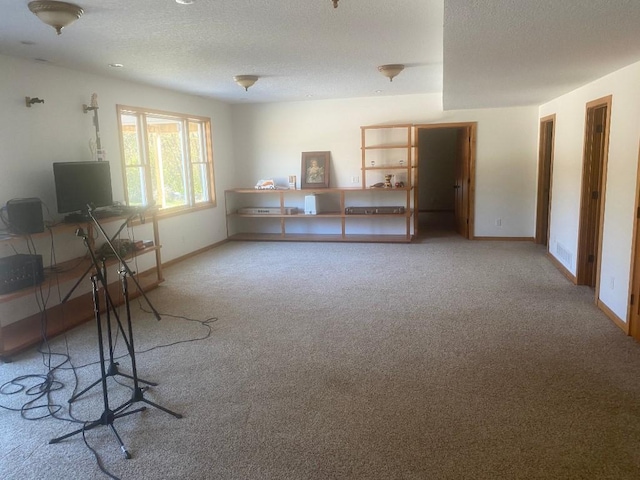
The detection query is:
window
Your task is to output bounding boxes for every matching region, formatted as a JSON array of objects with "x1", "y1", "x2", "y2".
[{"x1": 117, "y1": 105, "x2": 215, "y2": 213}]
